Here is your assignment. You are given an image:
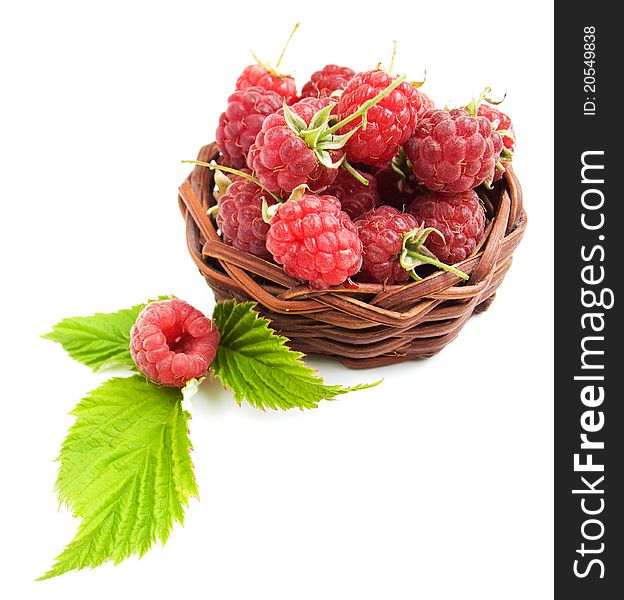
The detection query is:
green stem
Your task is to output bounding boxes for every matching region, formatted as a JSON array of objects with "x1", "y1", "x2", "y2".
[
  {"x1": 342, "y1": 159, "x2": 369, "y2": 185},
  {"x1": 181, "y1": 160, "x2": 282, "y2": 203},
  {"x1": 389, "y1": 41, "x2": 397, "y2": 76},
  {"x1": 275, "y1": 22, "x2": 300, "y2": 71},
  {"x1": 406, "y1": 250, "x2": 469, "y2": 280},
  {"x1": 323, "y1": 74, "x2": 407, "y2": 136},
  {"x1": 465, "y1": 86, "x2": 494, "y2": 117}
]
